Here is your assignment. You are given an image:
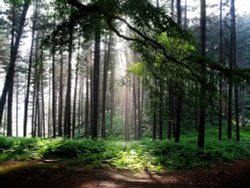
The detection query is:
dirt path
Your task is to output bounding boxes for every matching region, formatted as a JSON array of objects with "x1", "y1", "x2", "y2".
[{"x1": 1, "y1": 159, "x2": 250, "y2": 188}]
